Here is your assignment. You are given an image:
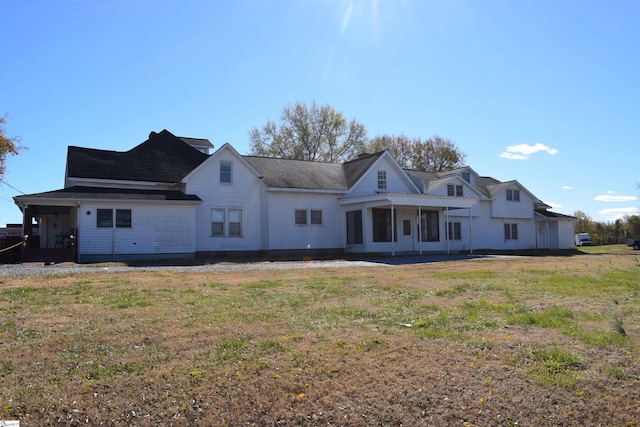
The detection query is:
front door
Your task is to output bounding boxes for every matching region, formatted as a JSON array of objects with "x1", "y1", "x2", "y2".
[{"x1": 398, "y1": 215, "x2": 415, "y2": 252}]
